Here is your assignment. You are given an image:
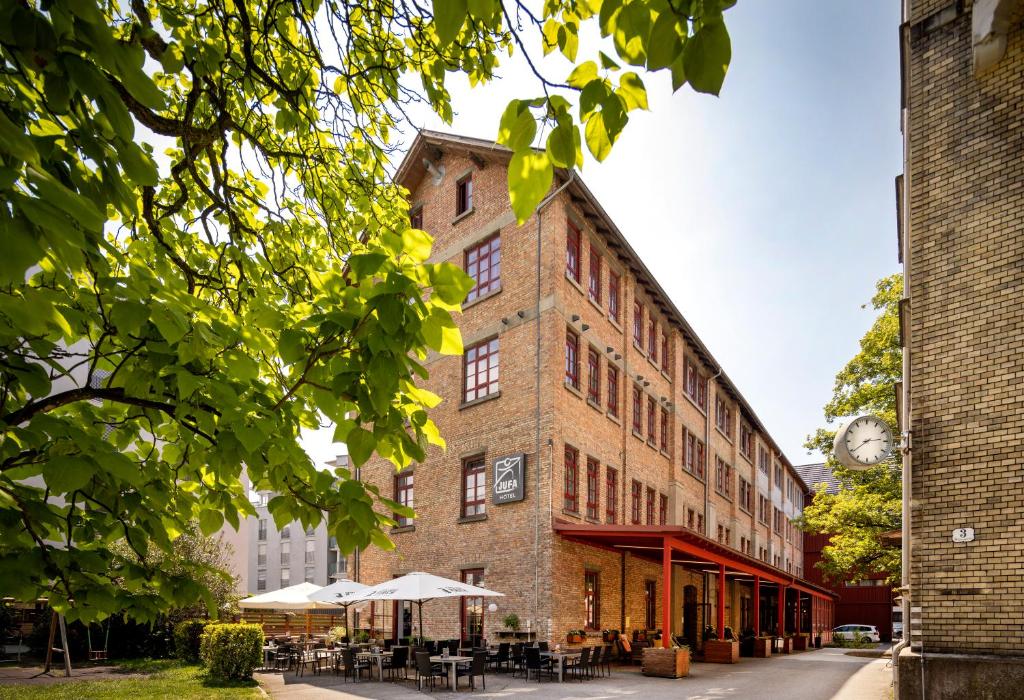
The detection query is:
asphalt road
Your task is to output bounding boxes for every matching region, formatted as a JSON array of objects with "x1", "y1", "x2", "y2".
[{"x1": 261, "y1": 646, "x2": 893, "y2": 700}]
